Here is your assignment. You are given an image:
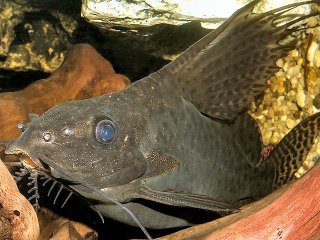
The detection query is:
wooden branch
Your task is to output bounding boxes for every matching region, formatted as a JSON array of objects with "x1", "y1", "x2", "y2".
[{"x1": 0, "y1": 159, "x2": 39, "y2": 240}]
